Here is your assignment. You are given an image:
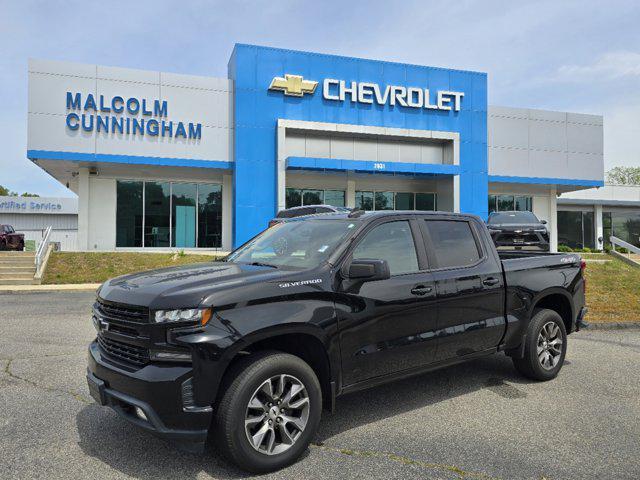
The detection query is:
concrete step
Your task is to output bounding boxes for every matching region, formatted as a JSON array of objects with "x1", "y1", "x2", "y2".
[
  {"x1": 0, "y1": 266, "x2": 36, "y2": 273},
  {"x1": 0, "y1": 278, "x2": 40, "y2": 285},
  {"x1": 0, "y1": 251, "x2": 35, "y2": 258},
  {"x1": 0, "y1": 259, "x2": 35, "y2": 266},
  {"x1": 0, "y1": 273, "x2": 35, "y2": 280}
]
